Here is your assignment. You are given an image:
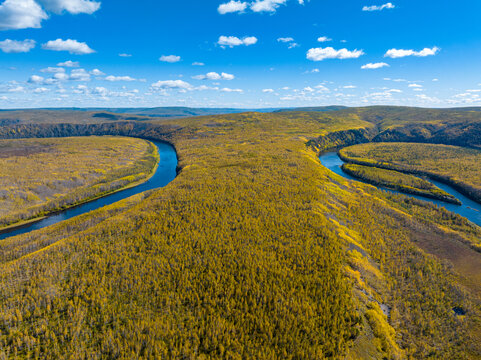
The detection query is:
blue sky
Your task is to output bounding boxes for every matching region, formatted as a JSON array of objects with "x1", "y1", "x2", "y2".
[{"x1": 0, "y1": 0, "x2": 480, "y2": 109}]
